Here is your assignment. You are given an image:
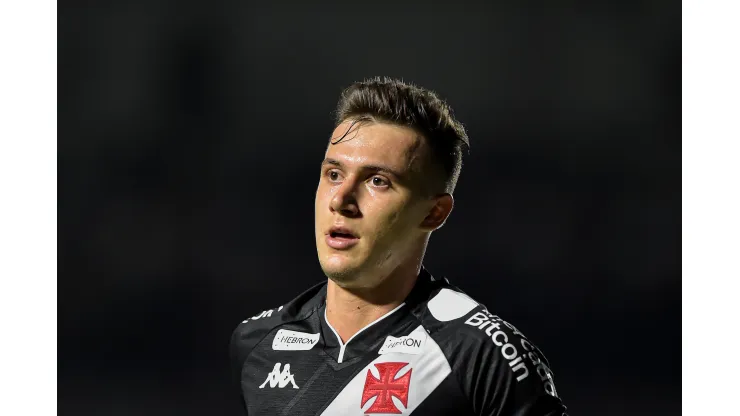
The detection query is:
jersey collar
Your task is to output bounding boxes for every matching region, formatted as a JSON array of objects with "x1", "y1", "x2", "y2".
[{"x1": 318, "y1": 267, "x2": 438, "y2": 364}]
